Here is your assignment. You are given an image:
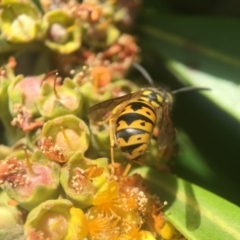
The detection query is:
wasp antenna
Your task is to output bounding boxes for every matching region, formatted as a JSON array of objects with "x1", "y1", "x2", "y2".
[
  {"x1": 171, "y1": 86, "x2": 211, "y2": 95},
  {"x1": 132, "y1": 62, "x2": 154, "y2": 86}
]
